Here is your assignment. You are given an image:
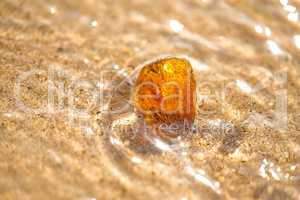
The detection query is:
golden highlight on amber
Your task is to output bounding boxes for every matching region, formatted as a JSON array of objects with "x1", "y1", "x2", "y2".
[{"x1": 133, "y1": 57, "x2": 196, "y2": 126}]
